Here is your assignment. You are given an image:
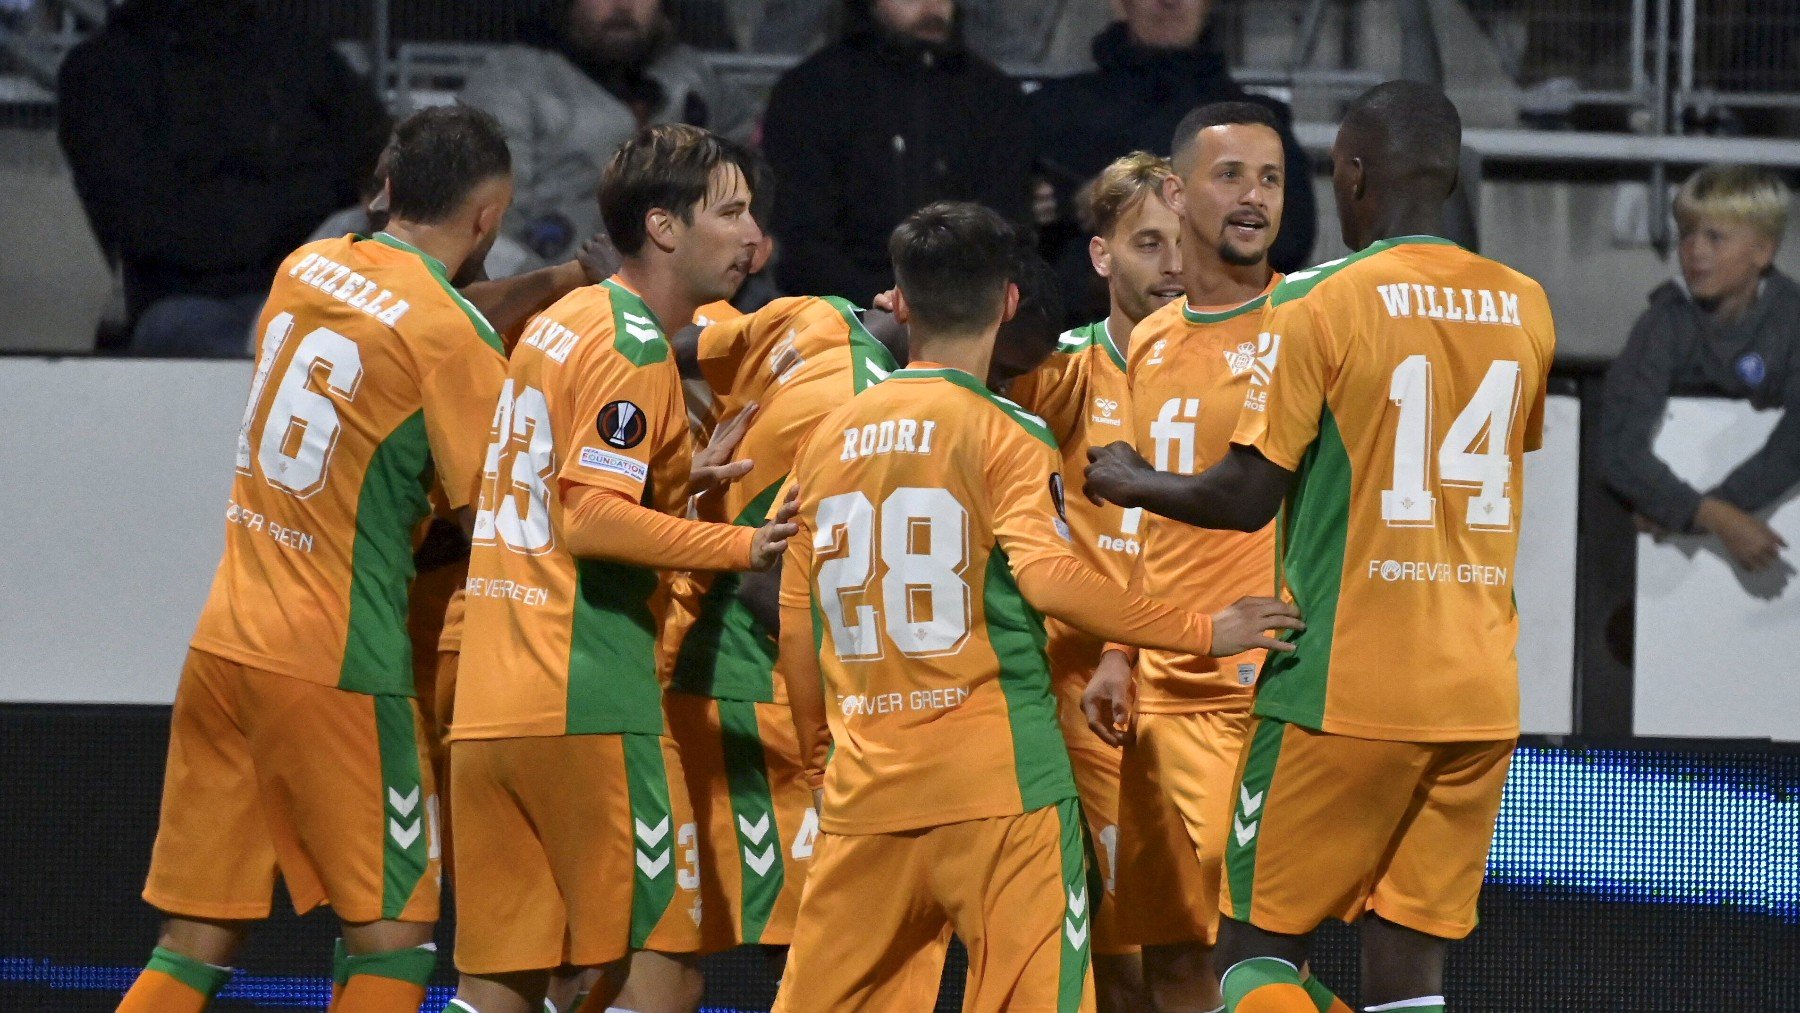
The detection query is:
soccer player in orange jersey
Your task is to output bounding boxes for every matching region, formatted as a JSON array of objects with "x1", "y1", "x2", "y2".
[
  {"x1": 1006, "y1": 150, "x2": 1183, "y2": 1013},
  {"x1": 658, "y1": 244, "x2": 1062, "y2": 998},
  {"x1": 117, "y1": 106, "x2": 515, "y2": 1013},
  {"x1": 444, "y1": 125, "x2": 798, "y2": 1013},
  {"x1": 1076, "y1": 102, "x2": 1305, "y2": 1013},
  {"x1": 771, "y1": 202, "x2": 1303, "y2": 1013},
  {"x1": 1086, "y1": 81, "x2": 1556, "y2": 1013}
]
